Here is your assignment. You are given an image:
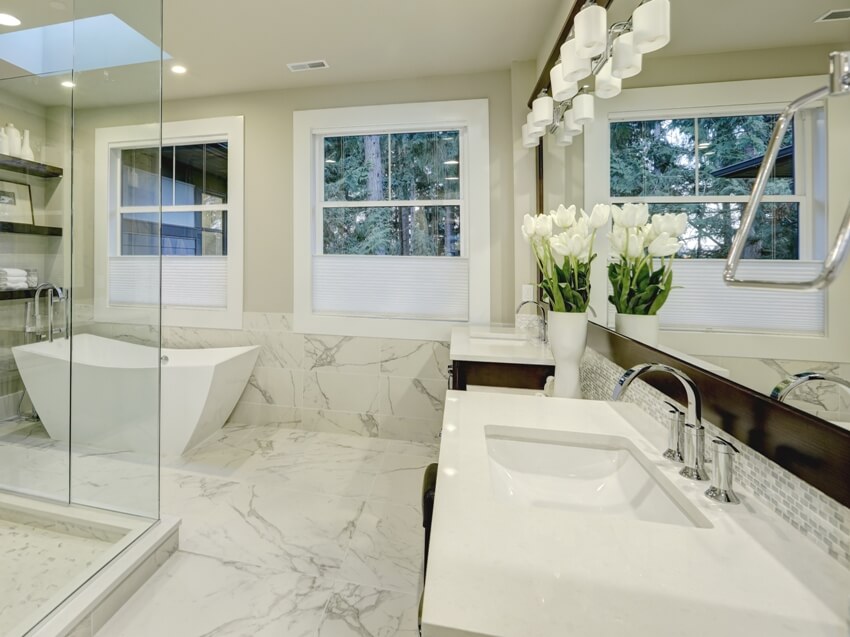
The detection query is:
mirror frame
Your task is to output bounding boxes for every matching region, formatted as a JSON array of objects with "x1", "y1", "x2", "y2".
[{"x1": 533, "y1": 0, "x2": 850, "y2": 508}]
